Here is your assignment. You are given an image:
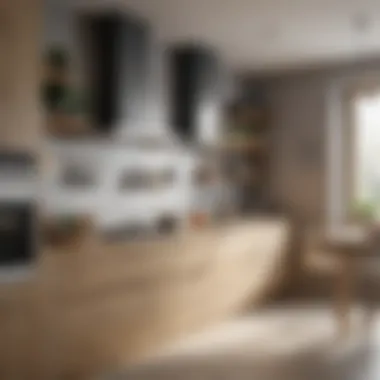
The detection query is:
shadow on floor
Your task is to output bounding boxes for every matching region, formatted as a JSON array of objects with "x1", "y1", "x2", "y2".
[
  {"x1": 101, "y1": 302, "x2": 380, "y2": 380},
  {"x1": 104, "y1": 337, "x2": 379, "y2": 379}
]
